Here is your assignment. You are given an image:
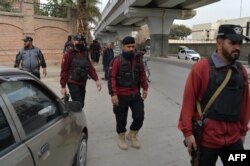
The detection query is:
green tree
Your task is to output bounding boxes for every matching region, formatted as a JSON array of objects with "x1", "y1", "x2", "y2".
[
  {"x1": 169, "y1": 24, "x2": 192, "y2": 40},
  {"x1": 74, "y1": 0, "x2": 101, "y2": 38},
  {"x1": 0, "y1": 0, "x2": 19, "y2": 12},
  {"x1": 46, "y1": 0, "x2": 101, "y2": 39}
]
